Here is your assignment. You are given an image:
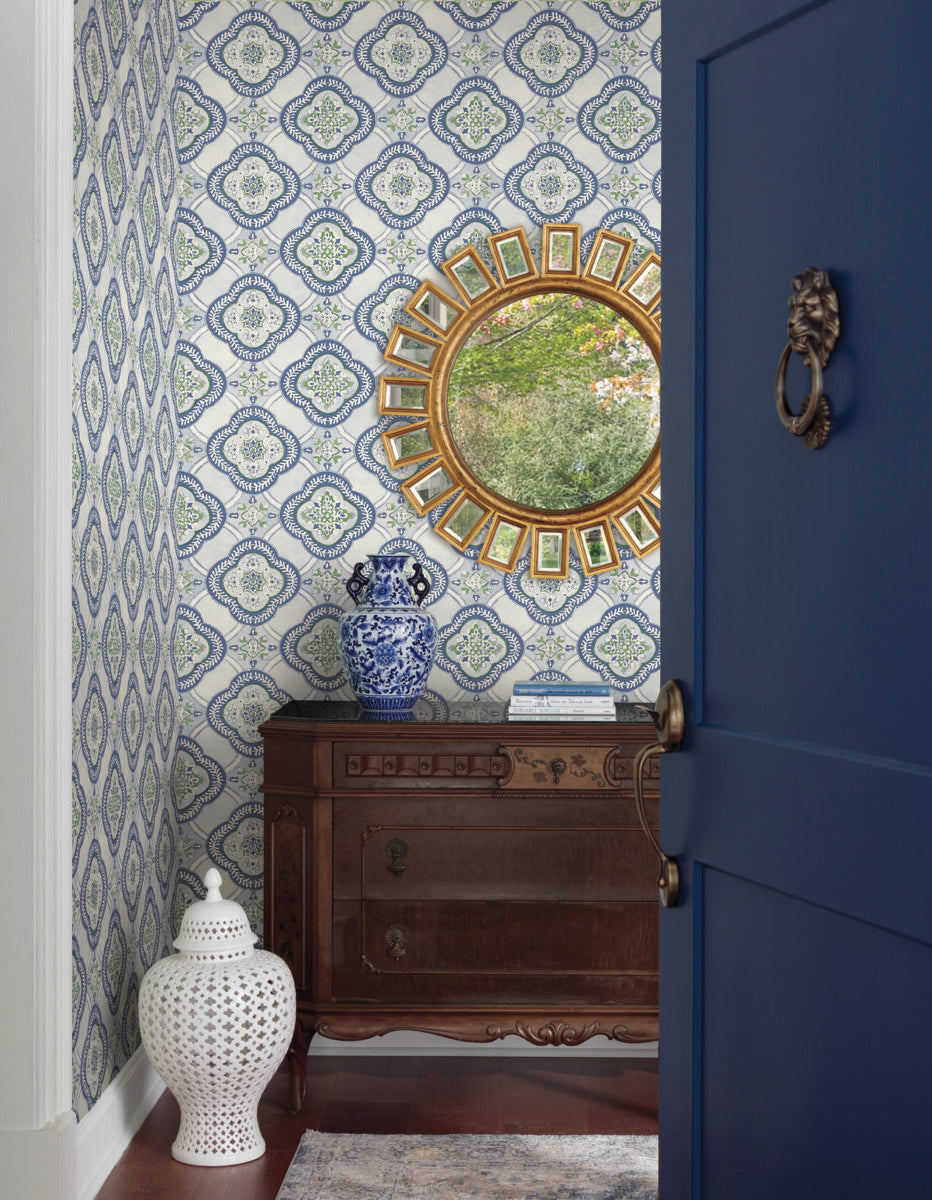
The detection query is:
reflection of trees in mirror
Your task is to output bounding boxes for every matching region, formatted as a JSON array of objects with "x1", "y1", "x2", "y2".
[{"x1": 447, "y1": 293, "x2": 659, "y2": 511}]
